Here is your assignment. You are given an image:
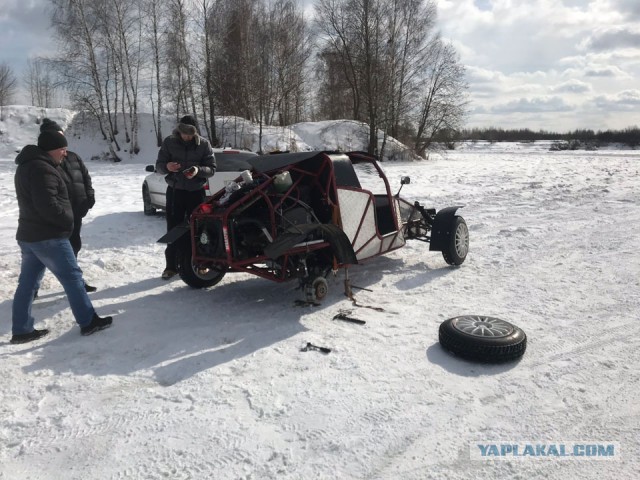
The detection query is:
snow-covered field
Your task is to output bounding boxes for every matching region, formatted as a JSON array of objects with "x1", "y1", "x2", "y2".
[{"x1": 0, "y1": 109, "x2": 638, "y2": 479}]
